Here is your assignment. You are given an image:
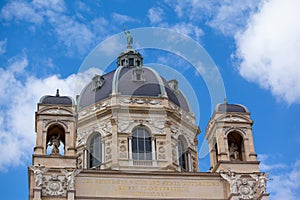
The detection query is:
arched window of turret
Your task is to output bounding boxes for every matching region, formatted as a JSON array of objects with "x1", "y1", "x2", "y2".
[
  {"x1": 46, "y1": 124, "x2": 65, "y2": 156},
  {"x1": 227, "y1": 132, "x2": 244, "y2": 161},
  {"x1": 88, "y1": 132, "x2": 102, "y2": 168},
  {"x1": 132, "y1": 126, "x2": 152, "y2": 161},
  {"x1": 178, "y1": 135, "x2": 189, "y2": 172}
]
